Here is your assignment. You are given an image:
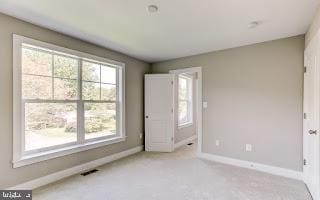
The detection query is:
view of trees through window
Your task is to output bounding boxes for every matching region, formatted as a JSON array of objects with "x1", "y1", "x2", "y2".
[
  {"x1": 178, "y1": 74, "x2": 192, "y2": 126},
  {"x1": 22, "y1": 45, "x2": 118, "y2": 151}
]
